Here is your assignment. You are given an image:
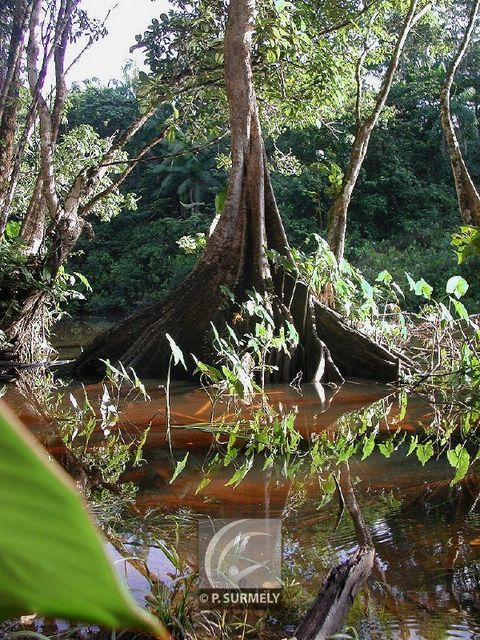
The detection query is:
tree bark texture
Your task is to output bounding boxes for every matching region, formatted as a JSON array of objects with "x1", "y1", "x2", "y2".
[
  {"x1": 0, "y1": 1, "x2": 165, "y2": 365},
  {"x1": 440, "y1": 0, "x2": 480, "y2": 226},
  {"x1": 327, "y1": 0, "x2": 428, "y2": 260},
  {"x1": 0, "y1": 0, "x2": 31, "y2": 236},
  {"x1": 294, "y1": 546, "x2": 375, "y2": 640},
  {"x1": 74, "y1": 0, "x2": 404, "y2": 385}
]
